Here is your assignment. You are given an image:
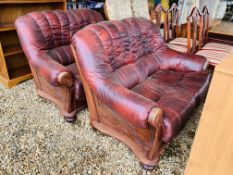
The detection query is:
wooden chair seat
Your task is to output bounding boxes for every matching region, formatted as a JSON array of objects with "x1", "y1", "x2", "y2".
[
  {"x1": 199, "y1": 42, "x2": 233, "y2": 53},
  {"x1": 167, "y1": 37, "x2": 197, "y2": 53},
  {"x1": 196, "y1": 42, "x2": 233, "y2": 66}
]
